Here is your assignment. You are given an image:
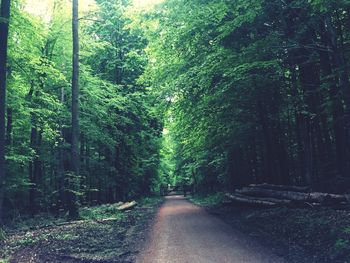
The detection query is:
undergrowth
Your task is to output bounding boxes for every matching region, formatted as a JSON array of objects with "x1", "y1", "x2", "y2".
[{"x1": 190, "y1": 192, "x2": 225, "y2": 206}]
